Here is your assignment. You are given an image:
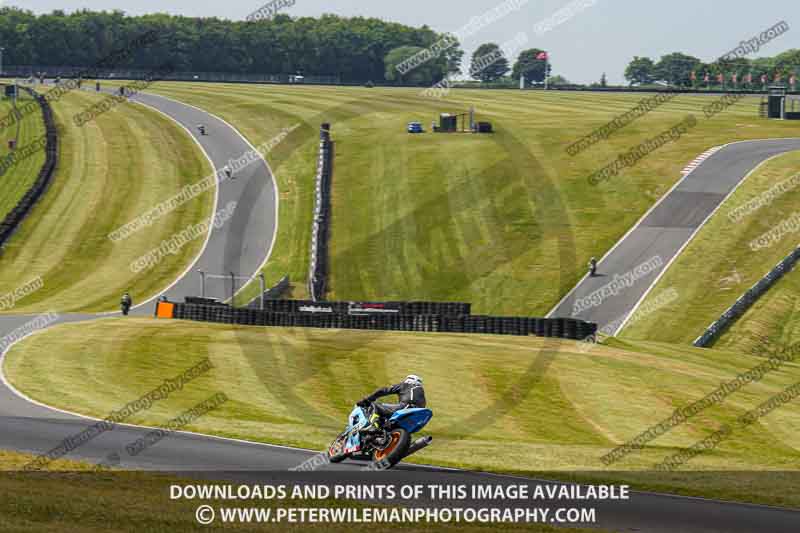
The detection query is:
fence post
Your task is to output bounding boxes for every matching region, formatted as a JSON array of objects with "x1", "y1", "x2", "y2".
[{"x1": 259, "y1": 273, "x2": 265, "y2": 310}]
